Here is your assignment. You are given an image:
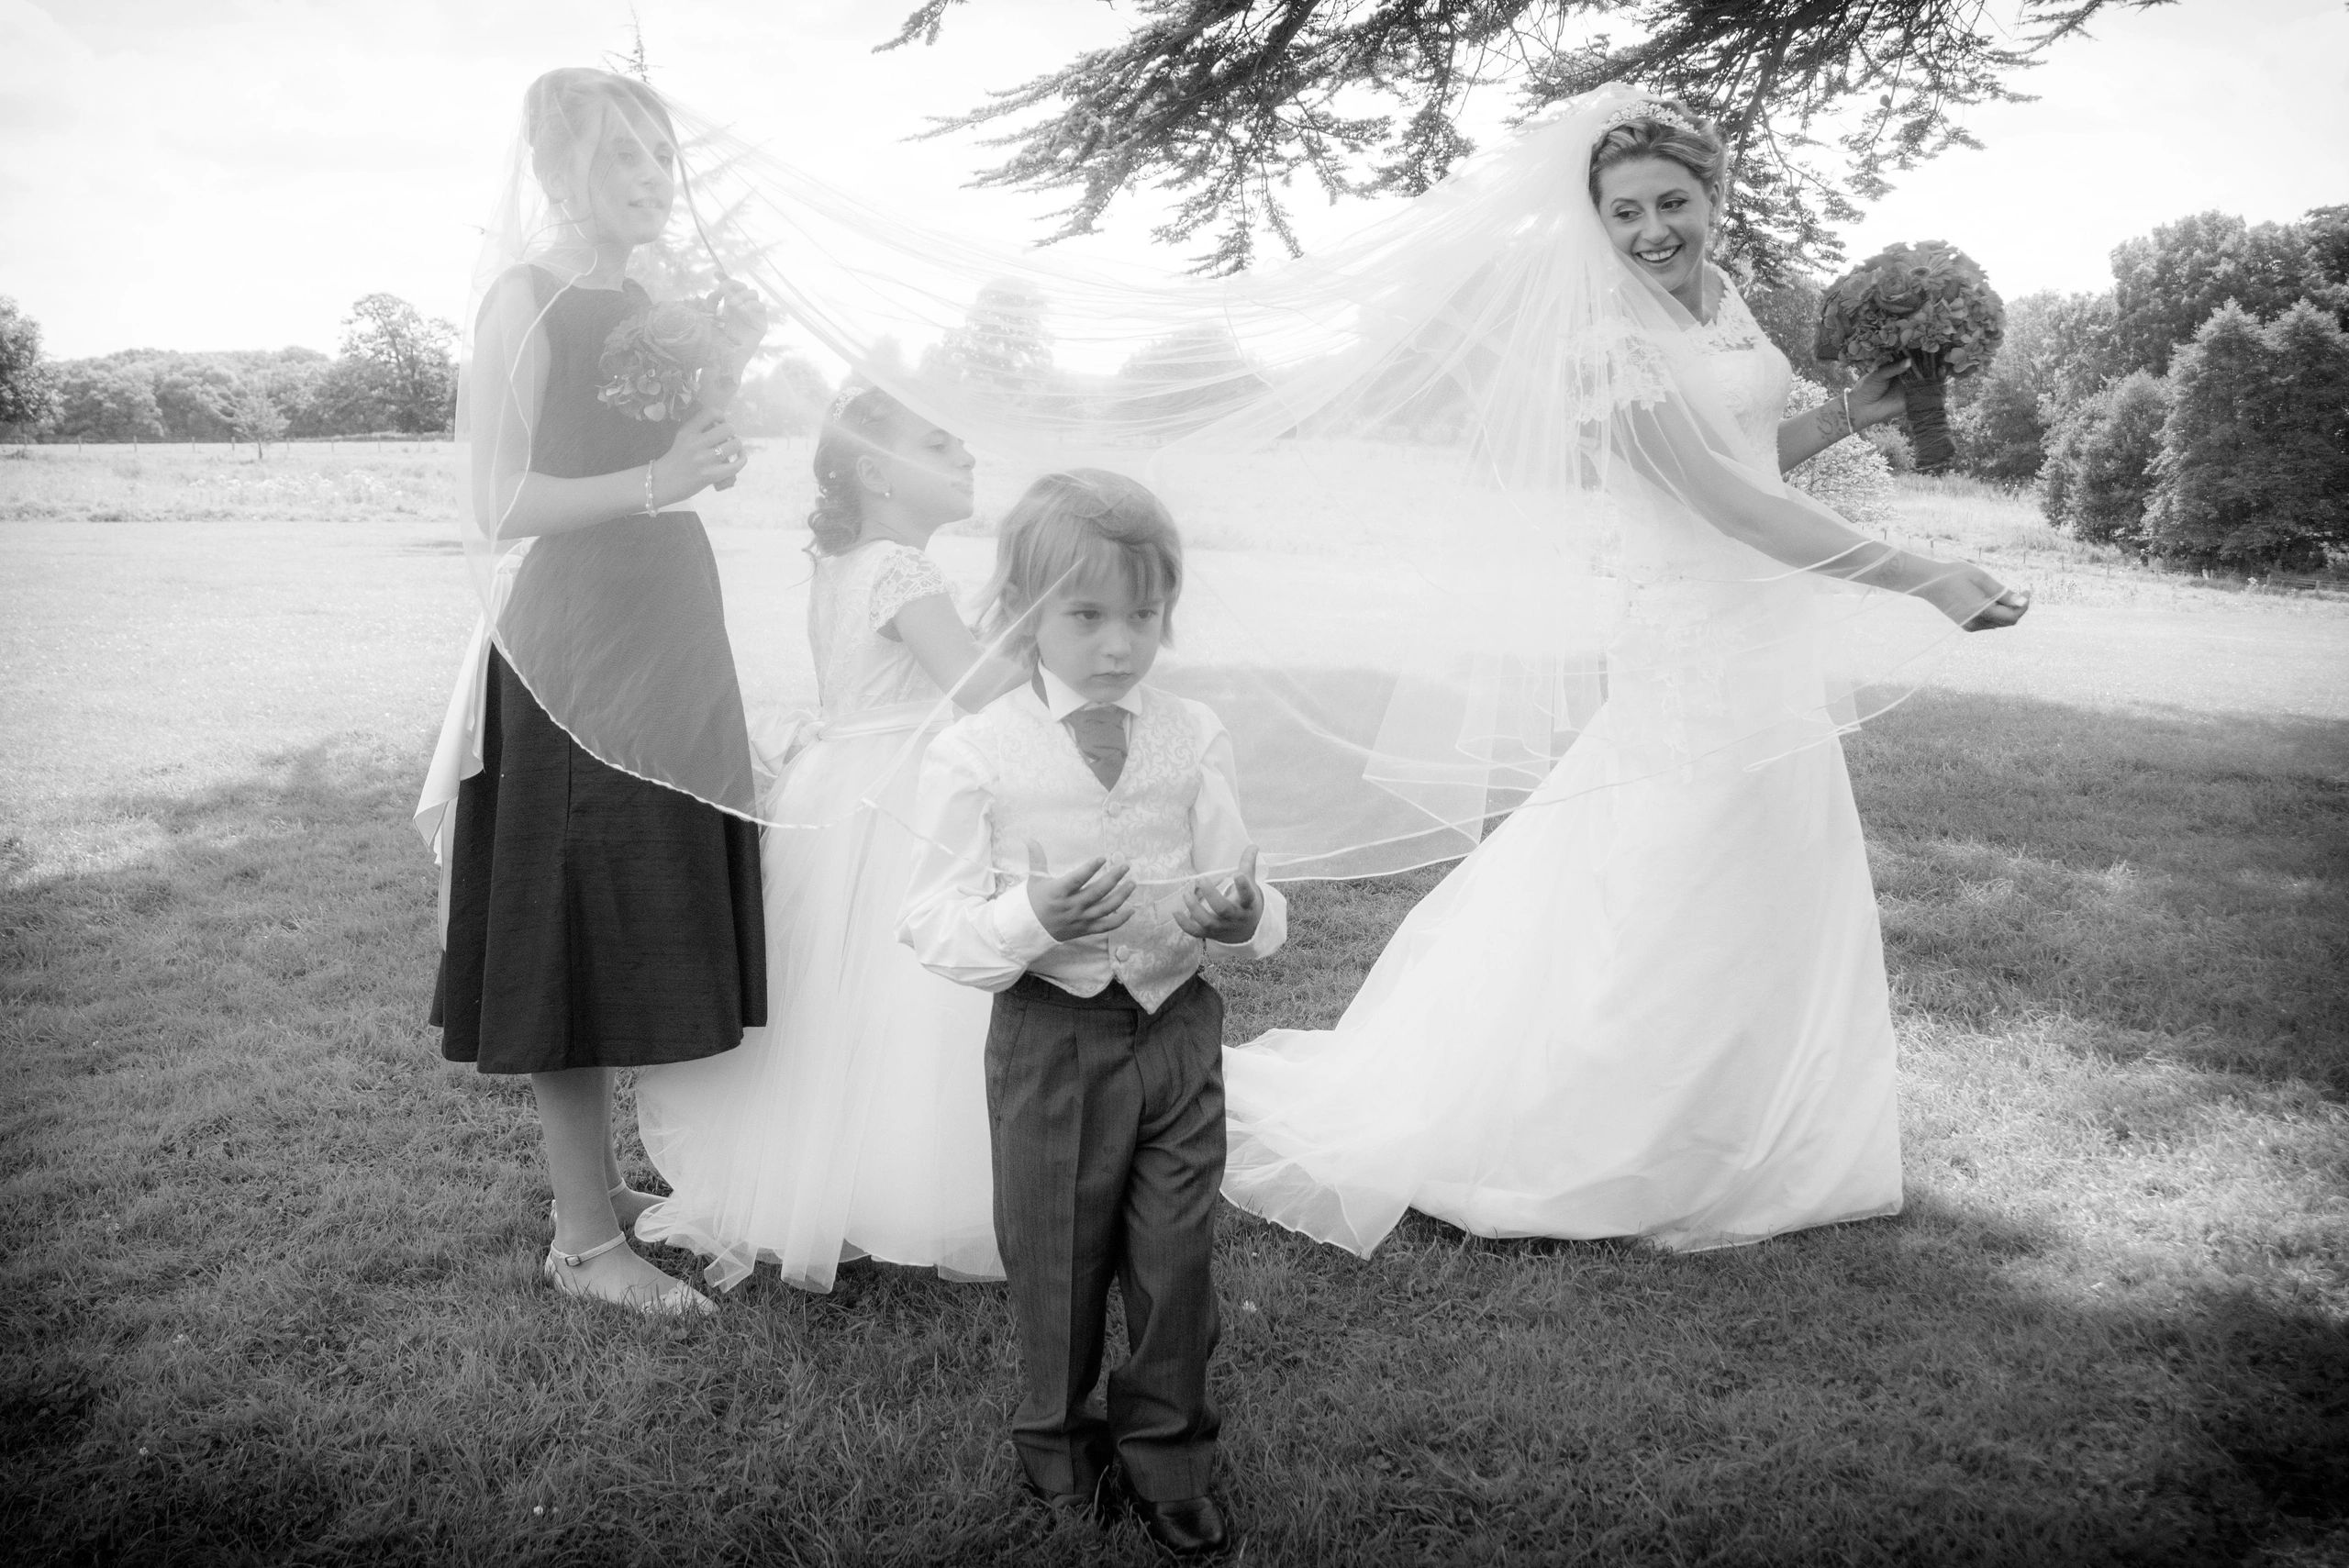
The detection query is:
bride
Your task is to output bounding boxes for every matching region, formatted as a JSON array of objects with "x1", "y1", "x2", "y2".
[{"x1": 1218, "y1": 95, "x2": 2028, "y2": 1256}]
